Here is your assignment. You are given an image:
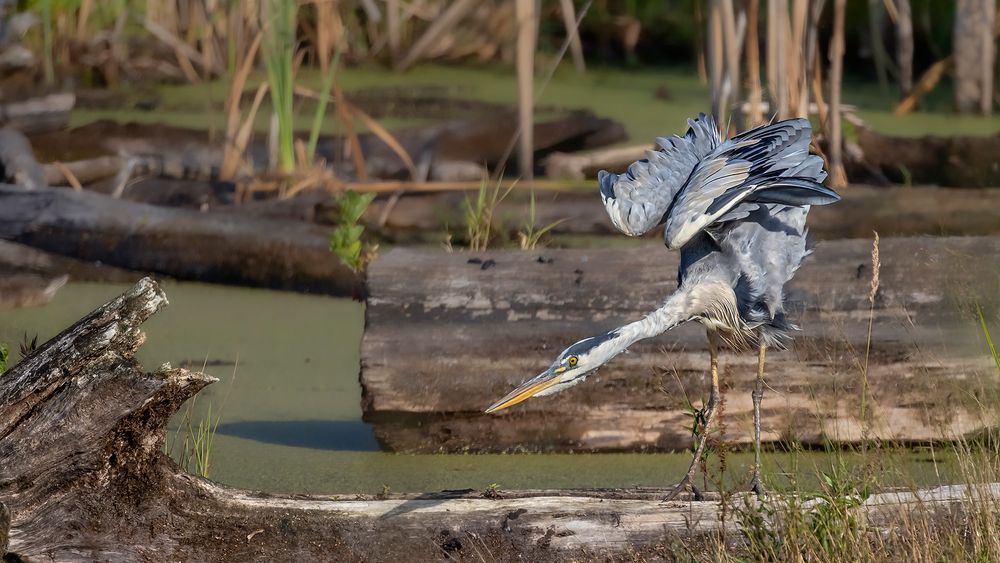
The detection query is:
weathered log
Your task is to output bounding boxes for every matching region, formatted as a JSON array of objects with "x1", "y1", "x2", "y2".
[
  {"x1": 363, "y1": 185, "x2": 1000, "y2": 242},
  {"x1": 0, "y1": 185, "x2": 363, "y2": 296},
  {"x1": 28, "y1": 111, "x2": 626, "y2": 183},
  {"x1": 0, "y1": 128, "x2": 44, "y2": 189},
  {"x1": 856, "y1": 126, "x2": 1000, "y2": 187},
  {"x1": 0, "y1": 92, "x2": 74, "y2": 134},
  {"x1": 41, "y1": 155, "x2": 123, "y2": 187},
  {"x1": 2, "y1": 278, "x2": 998, "y2": 560},
  {"x1": 360, "y1": 237, "x2": 1000, "y2": 453},
  {"x1": 545, "y1": 143, "x2": 651, "y2": 180}
]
